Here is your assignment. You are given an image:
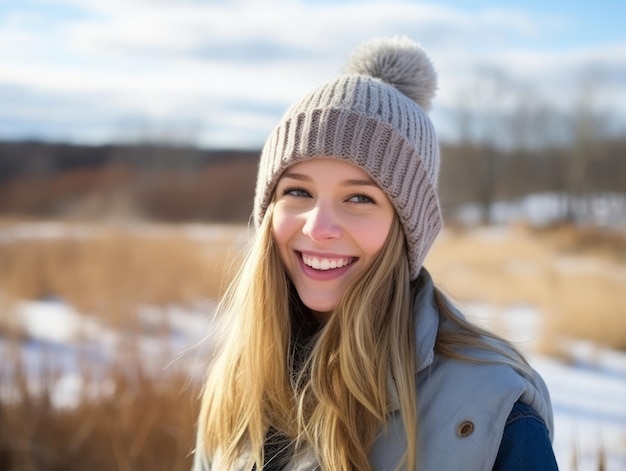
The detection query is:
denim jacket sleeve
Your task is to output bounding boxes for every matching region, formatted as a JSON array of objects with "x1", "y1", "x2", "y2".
[{"x1": 493, "y1": 401, "x2": 559, "y2": 470}]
